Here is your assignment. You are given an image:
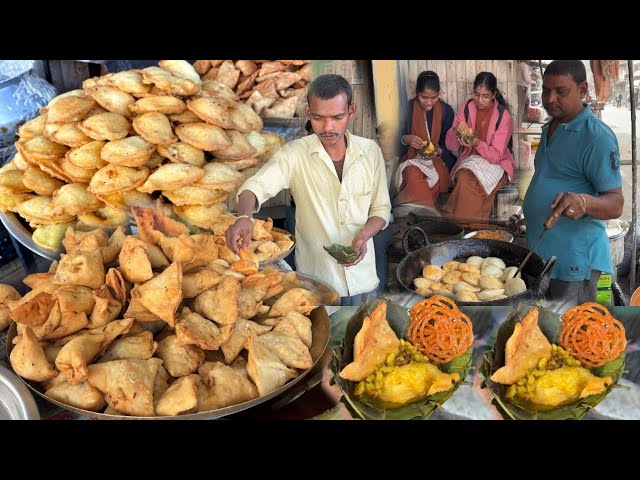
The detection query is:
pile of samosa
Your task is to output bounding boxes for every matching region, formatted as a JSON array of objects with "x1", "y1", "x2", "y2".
[
  {"x1": 193, "y1": 60, "x2": 310, "y2": 118},
  {"x1": 1, "y1": 208, "x2": 319, "y2": 417}
]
